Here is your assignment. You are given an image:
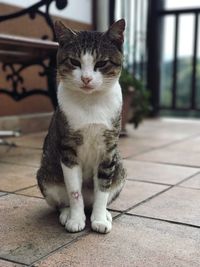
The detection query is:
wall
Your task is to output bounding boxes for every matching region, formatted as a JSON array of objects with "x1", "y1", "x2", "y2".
[
  {"x1": 0, "y1": 0, "x2": 92, "y2": 24},
  {"x1": 0, "y1": 1, "x2": 93, "y2": 116}
]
